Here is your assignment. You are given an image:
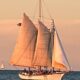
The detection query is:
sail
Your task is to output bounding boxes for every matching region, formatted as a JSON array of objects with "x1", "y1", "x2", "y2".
[
  {"x1": 0, "y1": 64, "x2": 5, "y2": 69},
  {"x1": 49, "y1": 25, "x2": 55, "y2": 65},
  {"x1": 52, "y1": 31, "x2": 70, "y2": 71},
  {"x1": 33, "y1": 21, "x2": 51, "y2": 67},
  {"x1": 10, "y1": 13, "x2": 37, "y2": 67}
]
